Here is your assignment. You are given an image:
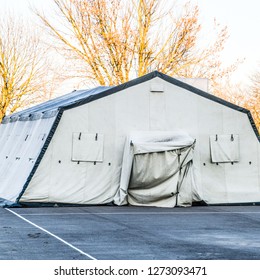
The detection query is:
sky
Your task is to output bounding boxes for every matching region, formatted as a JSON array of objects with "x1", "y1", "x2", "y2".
[
  {"x1": 0, "y1": 0, "x2": 259, "y2": 88},
  {"x1": 191, "y1": 0, "x2": 260, "y2": 85}
]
